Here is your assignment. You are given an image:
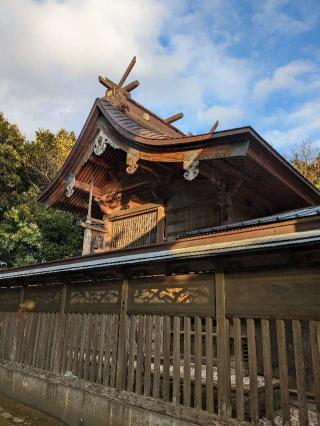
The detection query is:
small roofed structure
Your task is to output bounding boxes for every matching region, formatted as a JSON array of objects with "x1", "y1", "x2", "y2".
[{"x1": 38, "y1": 57, "x2": 320, "y2": 255}]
